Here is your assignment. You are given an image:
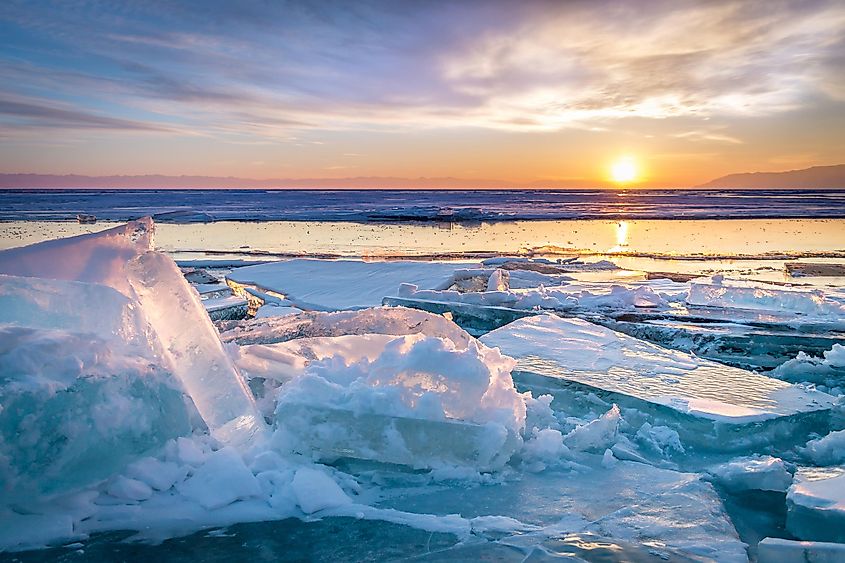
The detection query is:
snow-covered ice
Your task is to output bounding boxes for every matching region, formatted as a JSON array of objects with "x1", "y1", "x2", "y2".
[
  {"x1": 226, "y1": 259, "x2": 468, "y2": 310},
  {"x1": 787, "y1": 470, "x2": 845, "y2": 543}
]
